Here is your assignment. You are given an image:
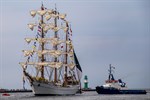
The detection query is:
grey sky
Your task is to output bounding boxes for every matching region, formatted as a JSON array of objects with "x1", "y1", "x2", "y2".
[{"x1": 0, "y1": 0, "x2": 150, "y2": 89}]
